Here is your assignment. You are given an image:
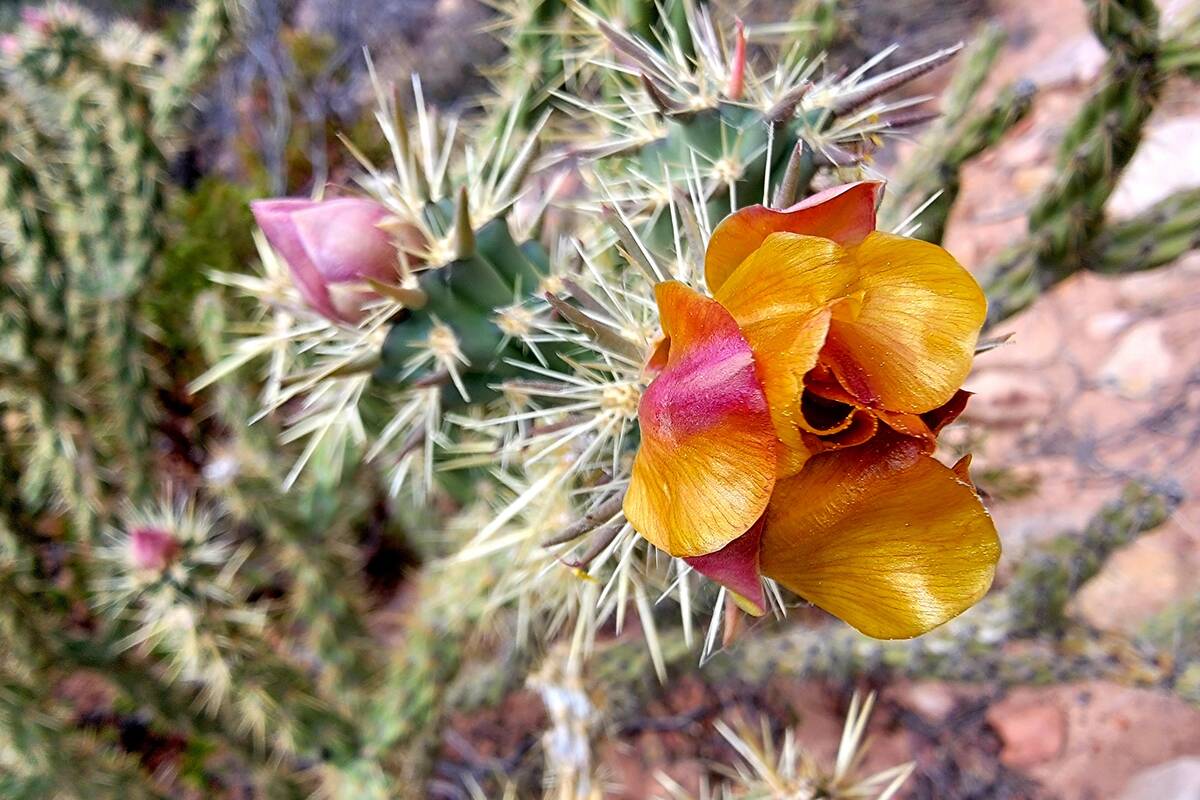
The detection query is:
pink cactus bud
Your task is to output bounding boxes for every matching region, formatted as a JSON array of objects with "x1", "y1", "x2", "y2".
[
  {"x1": 129, "y1": 527, "x2": 180, "y2": 572},
  {"x1": 0, "y1": 34, "x2": 19, "y2": 57},
  {"x1": 251, "y1": 197, "x2": 407, "y2": 322},
  {"x1": 726, "y1": 19, "x2": 747, "y2": 101},
  {"x1": 21, "y1": 7, "x2": 51, "y2": 34}
]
